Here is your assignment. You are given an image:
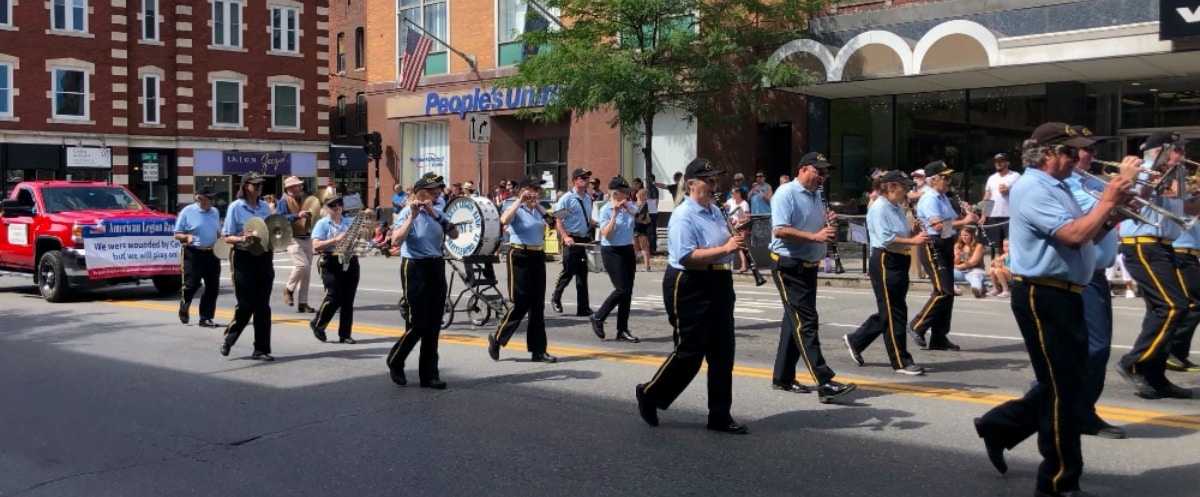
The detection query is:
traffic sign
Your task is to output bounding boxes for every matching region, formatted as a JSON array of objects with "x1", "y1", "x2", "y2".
[{"x1": 468, "y1": 113, "x2": 490, "y2": 143}]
